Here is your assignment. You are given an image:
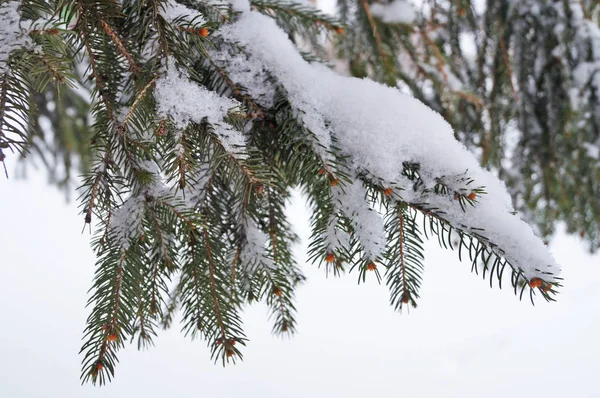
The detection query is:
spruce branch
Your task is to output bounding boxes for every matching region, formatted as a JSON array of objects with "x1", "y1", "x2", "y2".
[
  {"x1": 0, "y1": 0, "x2": 570, "y2": 385},
  {"x1": 384, "y1": 203, "x2": 425, "y2": 310}
]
